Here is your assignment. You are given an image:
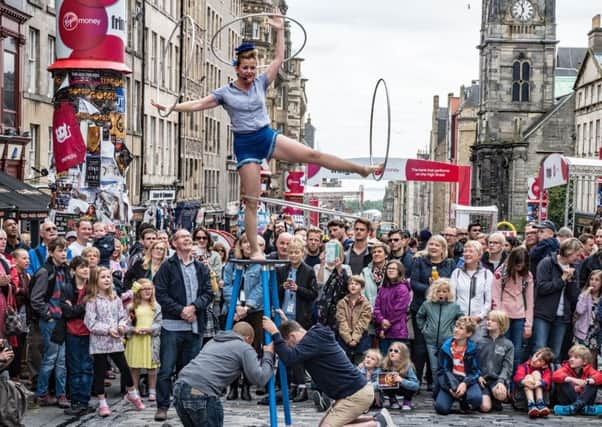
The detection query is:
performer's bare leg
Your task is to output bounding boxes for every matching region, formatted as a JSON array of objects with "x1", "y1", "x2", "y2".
[
  {"x1": 271, "y1": 134, "x2": 384, "y2": 177},
  {"x1": 239, "y1": 162, "x2": 265, "y2": 260}
]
